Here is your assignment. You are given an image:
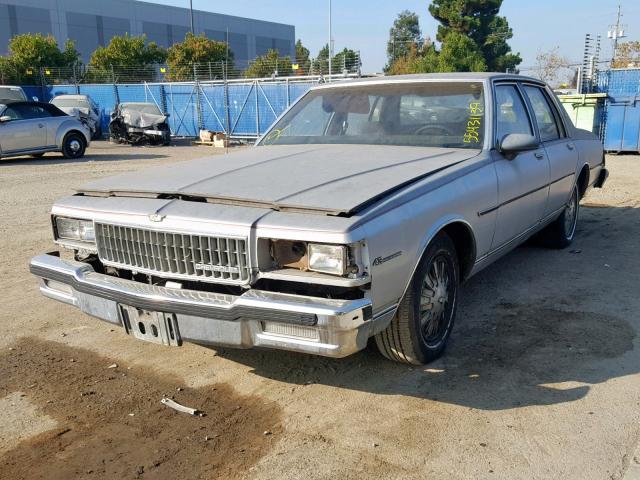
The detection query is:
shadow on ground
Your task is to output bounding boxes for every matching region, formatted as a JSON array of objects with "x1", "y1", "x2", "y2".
[
  {"x1": 216, "y1": 205, "x2": 639, "y2": 410},
  {"x1": 0, "y1": 152, "x2": 169, "y2": 166}
]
